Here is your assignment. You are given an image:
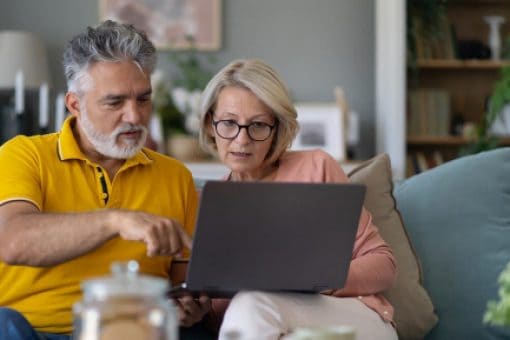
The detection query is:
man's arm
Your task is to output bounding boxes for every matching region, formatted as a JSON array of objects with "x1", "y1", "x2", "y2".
[{"x1": 0, "y1": 201, "x2": 192, "y2": 267}]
